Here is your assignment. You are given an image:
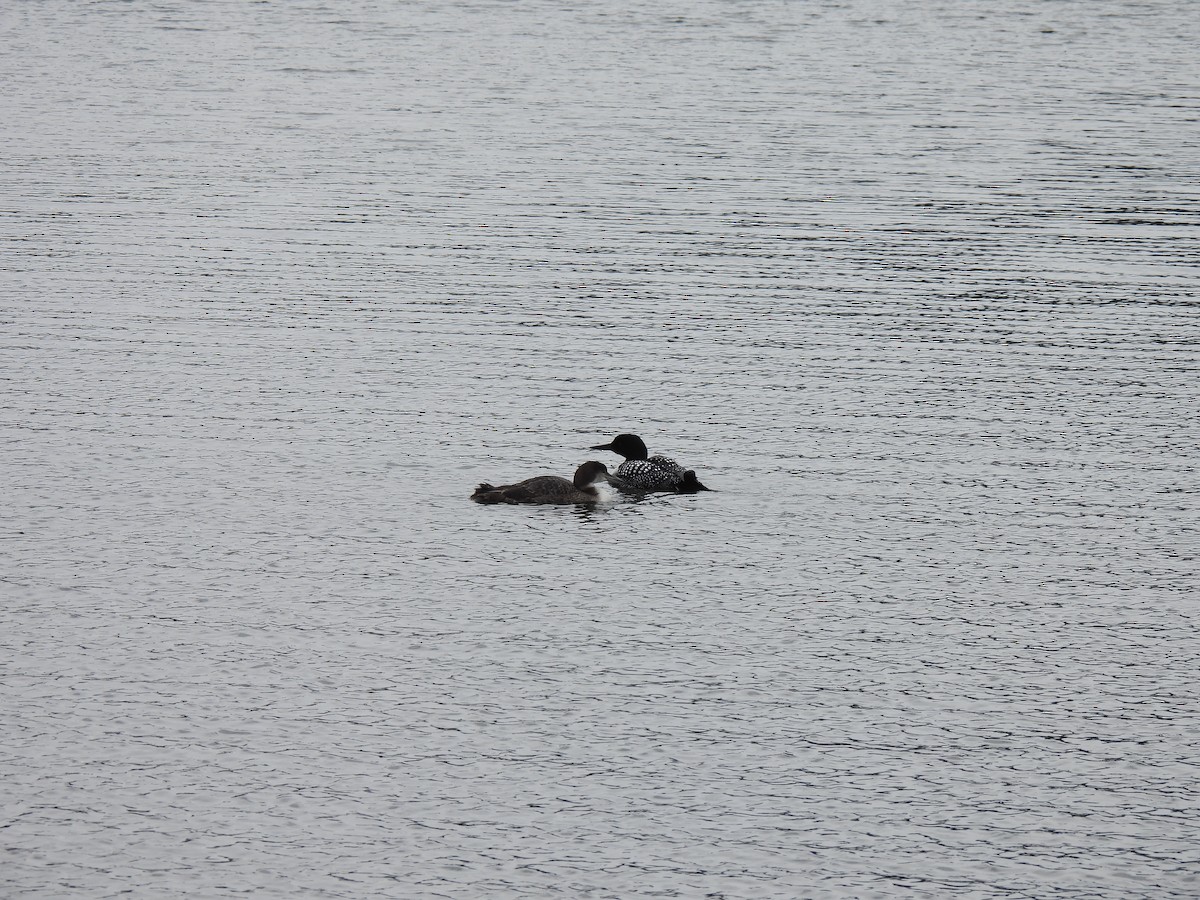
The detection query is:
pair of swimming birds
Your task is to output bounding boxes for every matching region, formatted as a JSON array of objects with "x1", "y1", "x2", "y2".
[{"x1": 472, "y1": 433, "x2": 712, "y2": 505}]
